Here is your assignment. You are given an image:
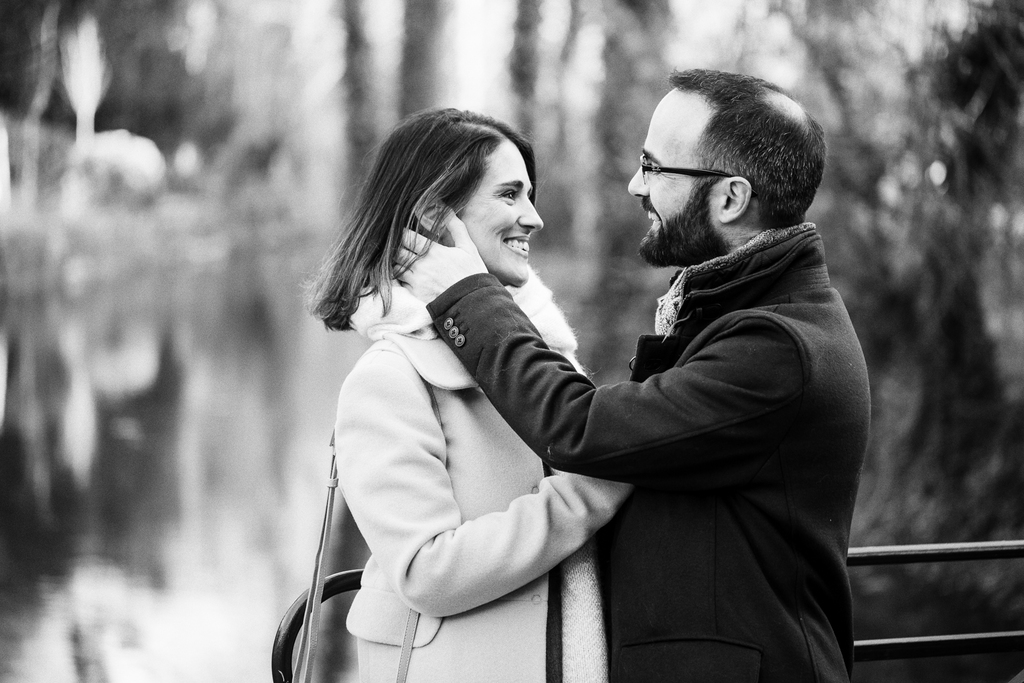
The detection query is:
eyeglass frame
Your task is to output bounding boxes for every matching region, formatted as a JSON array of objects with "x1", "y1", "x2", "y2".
[{"x1": 639, "y1": 155, "x2": 757, "y2": 196}]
